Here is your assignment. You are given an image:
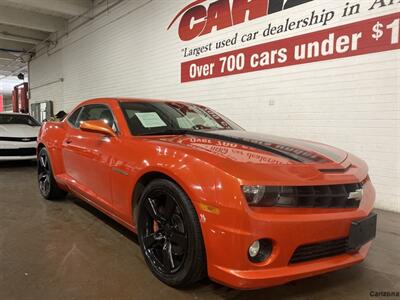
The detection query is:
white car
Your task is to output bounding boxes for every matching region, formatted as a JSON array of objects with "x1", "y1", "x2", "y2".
[{"x1": 0, "y1": 113, "x2": 41, "y2": 161}]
